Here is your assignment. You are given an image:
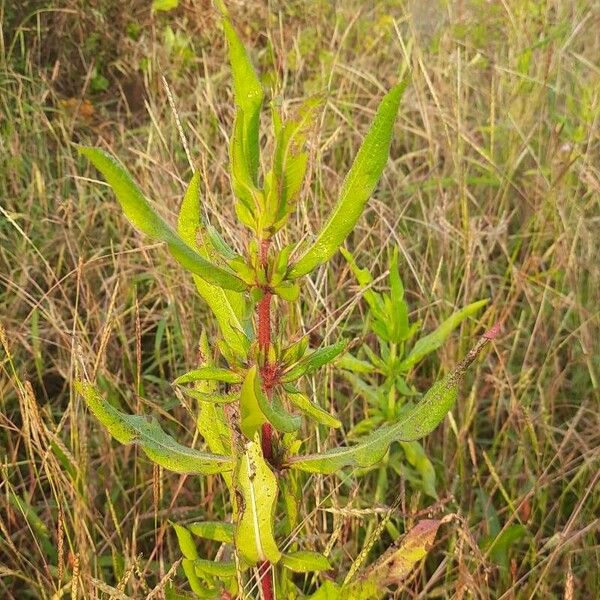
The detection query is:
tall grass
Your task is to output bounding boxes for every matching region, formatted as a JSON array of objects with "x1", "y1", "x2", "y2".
[{"x1": 1, "y1": 0, "x2": 598, "y2": 597}]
